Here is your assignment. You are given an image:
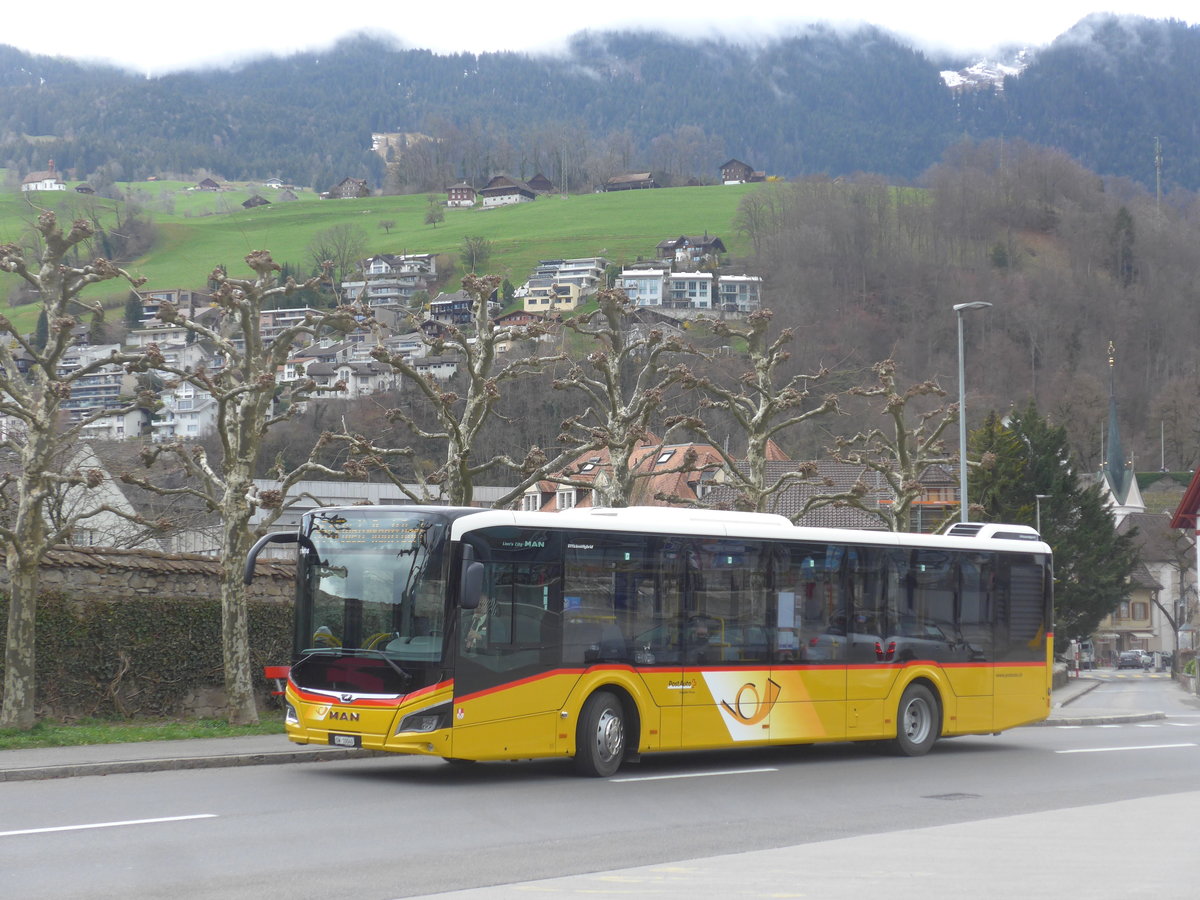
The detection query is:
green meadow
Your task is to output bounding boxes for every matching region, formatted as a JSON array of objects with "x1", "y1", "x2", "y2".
[{"x1": 0, "y1": 179, "x2": 761, "y2": 333}]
